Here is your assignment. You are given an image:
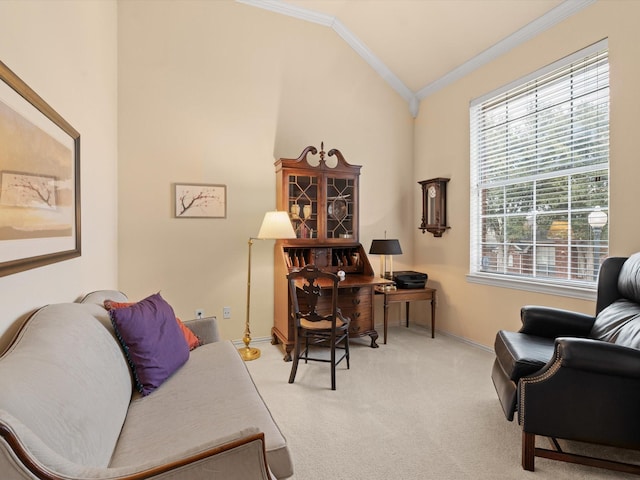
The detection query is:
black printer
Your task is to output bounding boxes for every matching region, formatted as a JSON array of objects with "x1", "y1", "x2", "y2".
[{"x1": 393, "y1": 271, "x2": 428, "y2": 289}]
